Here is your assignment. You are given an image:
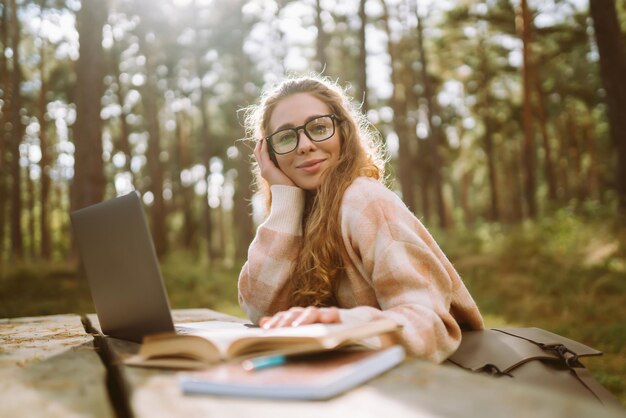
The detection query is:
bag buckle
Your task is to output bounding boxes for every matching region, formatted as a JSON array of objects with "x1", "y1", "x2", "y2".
[
  {"x1": 480, "y1": 364, "x2": 513, "y2": 377},
  {"x1": 540, "y1": 343, "x2": 581, "y2": 368}
]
